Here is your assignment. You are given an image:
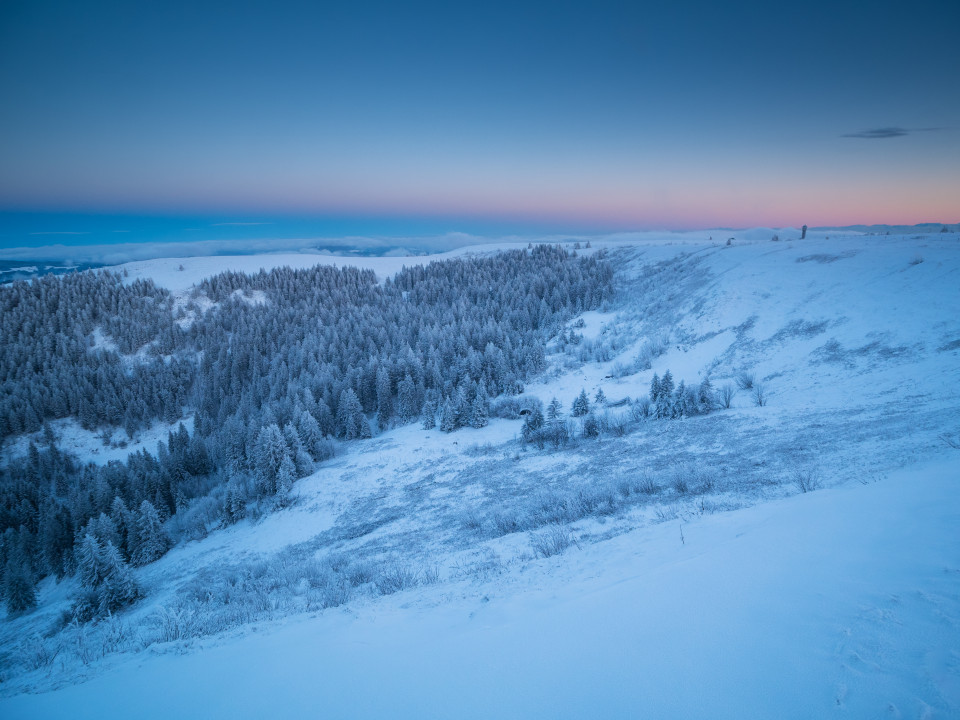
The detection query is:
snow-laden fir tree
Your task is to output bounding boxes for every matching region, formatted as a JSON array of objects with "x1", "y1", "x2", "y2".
[
  {"x1": 421, "y1": 397, "x2": 438, "y2": 430},
  {"x1": 594, "y1": 387, "x2": 606, "y2": 406},
  {"x1": 295, "y1": 410, "x2": 328, "y2": 461},
  {"x1": 134, "y1": 500, "x2": 169, "y2": 566},
  {"x1": 439, "y1": 399, "x2": 456, "y2": 433},
  {"x1": 572, "y1": 389, "x2": 591, "y2": 417},
  {"x1": 253, "y1": 424, "x2": 289, "y2": 496},
  {"x1": 4, "y1": 539, "x2": 36, "y2": 614},
  {"x1": 282, "y1": 423, "x2": 313, "y2": 477},
  {"x1": 470, "y1": 382, "x2": 489, "y2": 428},
  {"x1": 546, "y1": 398, "x2": 563, "y2": 424},
  {"x1": 95, "y1": 539, "x2": 139, "y2": 614},
  {"x1": 337, "y1": 388, "x2": 371, "y2": 440},
  {"x1": 397, "y1": 374, "x2": 419, "y2": 422},
  {"x1": 376, "y1": 366, "x2": 393, "y2": 429},
  {"x1": 452, "y1": 385, "x2": 470, "y2": 430}
]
